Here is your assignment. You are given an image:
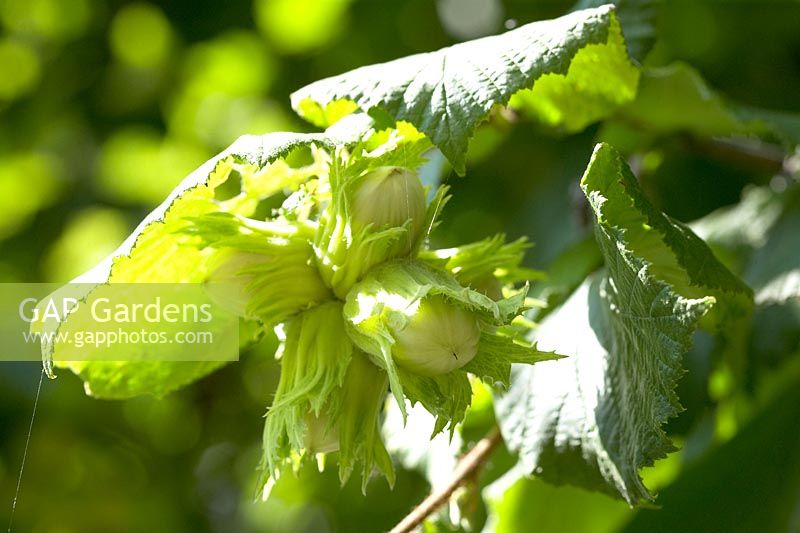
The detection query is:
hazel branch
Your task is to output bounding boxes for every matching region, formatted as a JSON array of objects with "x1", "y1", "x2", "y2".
[{"x1": 389, "y1": 426, "x2": 503, "y2": 533}]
